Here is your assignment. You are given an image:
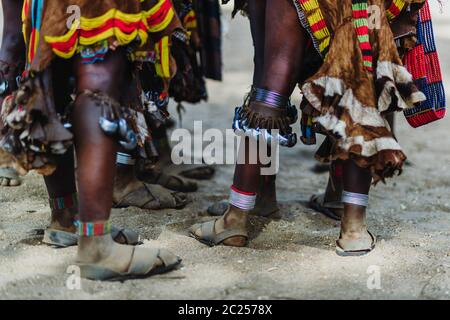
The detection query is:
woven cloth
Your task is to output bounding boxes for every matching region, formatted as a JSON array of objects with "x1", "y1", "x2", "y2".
[{"x1": 402, "y1": 0, "x2": 446, "y2": 127}]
